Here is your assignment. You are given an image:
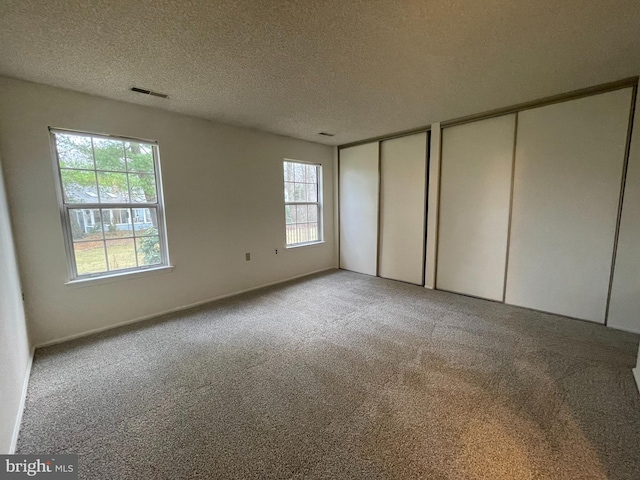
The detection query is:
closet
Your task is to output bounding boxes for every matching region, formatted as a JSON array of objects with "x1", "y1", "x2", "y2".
[
  {"x1": 339, "y1": 132, "x2": 429, "y2": 285},
  {"x1": 338, "y1": 142, "x2": 379, "y2": 276},
  {"x1": 338, "y1": 81, "x2": 637, "y2": 329},
  {"x1": 505, "y1": 88, "x2": 632, "y2": 322},
  {"x1": 437, "y1": 114, "x2": 516, "y2": 301}
]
